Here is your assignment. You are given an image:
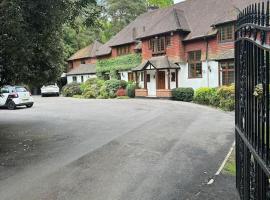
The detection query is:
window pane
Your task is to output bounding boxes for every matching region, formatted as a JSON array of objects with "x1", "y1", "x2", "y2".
[
  {"x1": 189, "y1": 64, "x2": 195, "y2": 78},
  {"x1": 195, "y1": 51, "x2": 201, "y2": 61},
  {"x1": 147, "y1": 74, "x2": 151, "y2": 82},
  {"x1": 196, "y1": 63, "x2": 202, "y2": 78},
  {"x1": 171, "y1": 72, "x2": 176, "y2": 82}
]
